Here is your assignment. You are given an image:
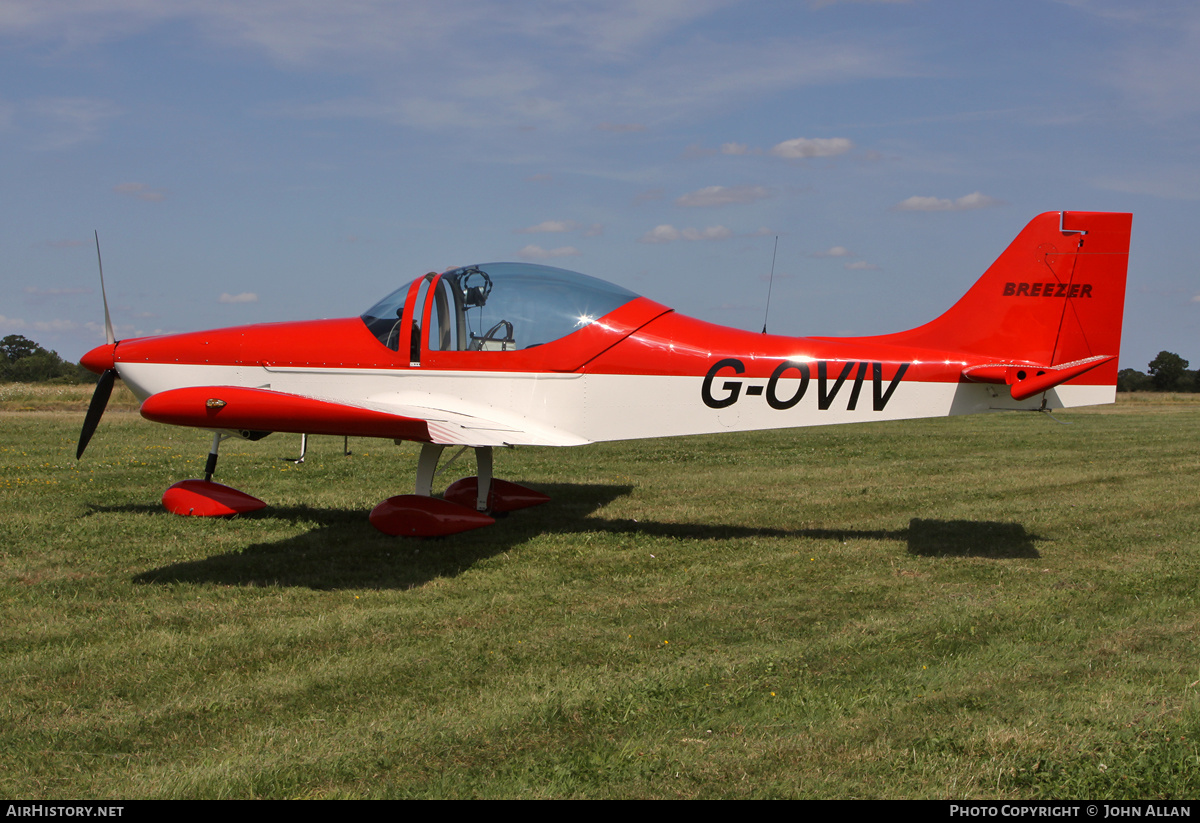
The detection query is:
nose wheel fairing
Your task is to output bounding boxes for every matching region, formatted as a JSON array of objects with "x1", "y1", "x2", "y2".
[
  {"x1": 161, "y1": 432, "x2": 268, "y2": 516},
  {"x1": 162, "y1": 479, "x2": 268, "y2": 517}
]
